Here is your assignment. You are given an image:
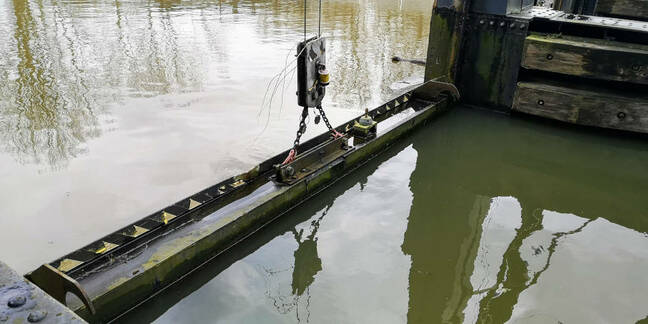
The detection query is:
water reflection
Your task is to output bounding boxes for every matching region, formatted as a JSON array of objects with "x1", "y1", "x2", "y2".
[
  {"x1": 290, "y1": 210, "x2": 325, "y2": 296},
  {"x1": 115, "y1": 107, "x2": 648, "y2": 323},
  {"x1": 118, "y1": 135, "x2": 417, "y2": 323},
  {"x1": 0, "y1": 0, "x2": 429, "y2": 168},
  {"x1": 0, "y1": 0, "x2": 429, "y2": 273},
  {"x1": 264, "y1": 208, "x2": 327, "y2": 322},
  {"x1": 1, "y1": 0, "x2": 100, "y2": 167},
  {"x1": 403, "y1": 107, "x2": 648, "y2": 324}
]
